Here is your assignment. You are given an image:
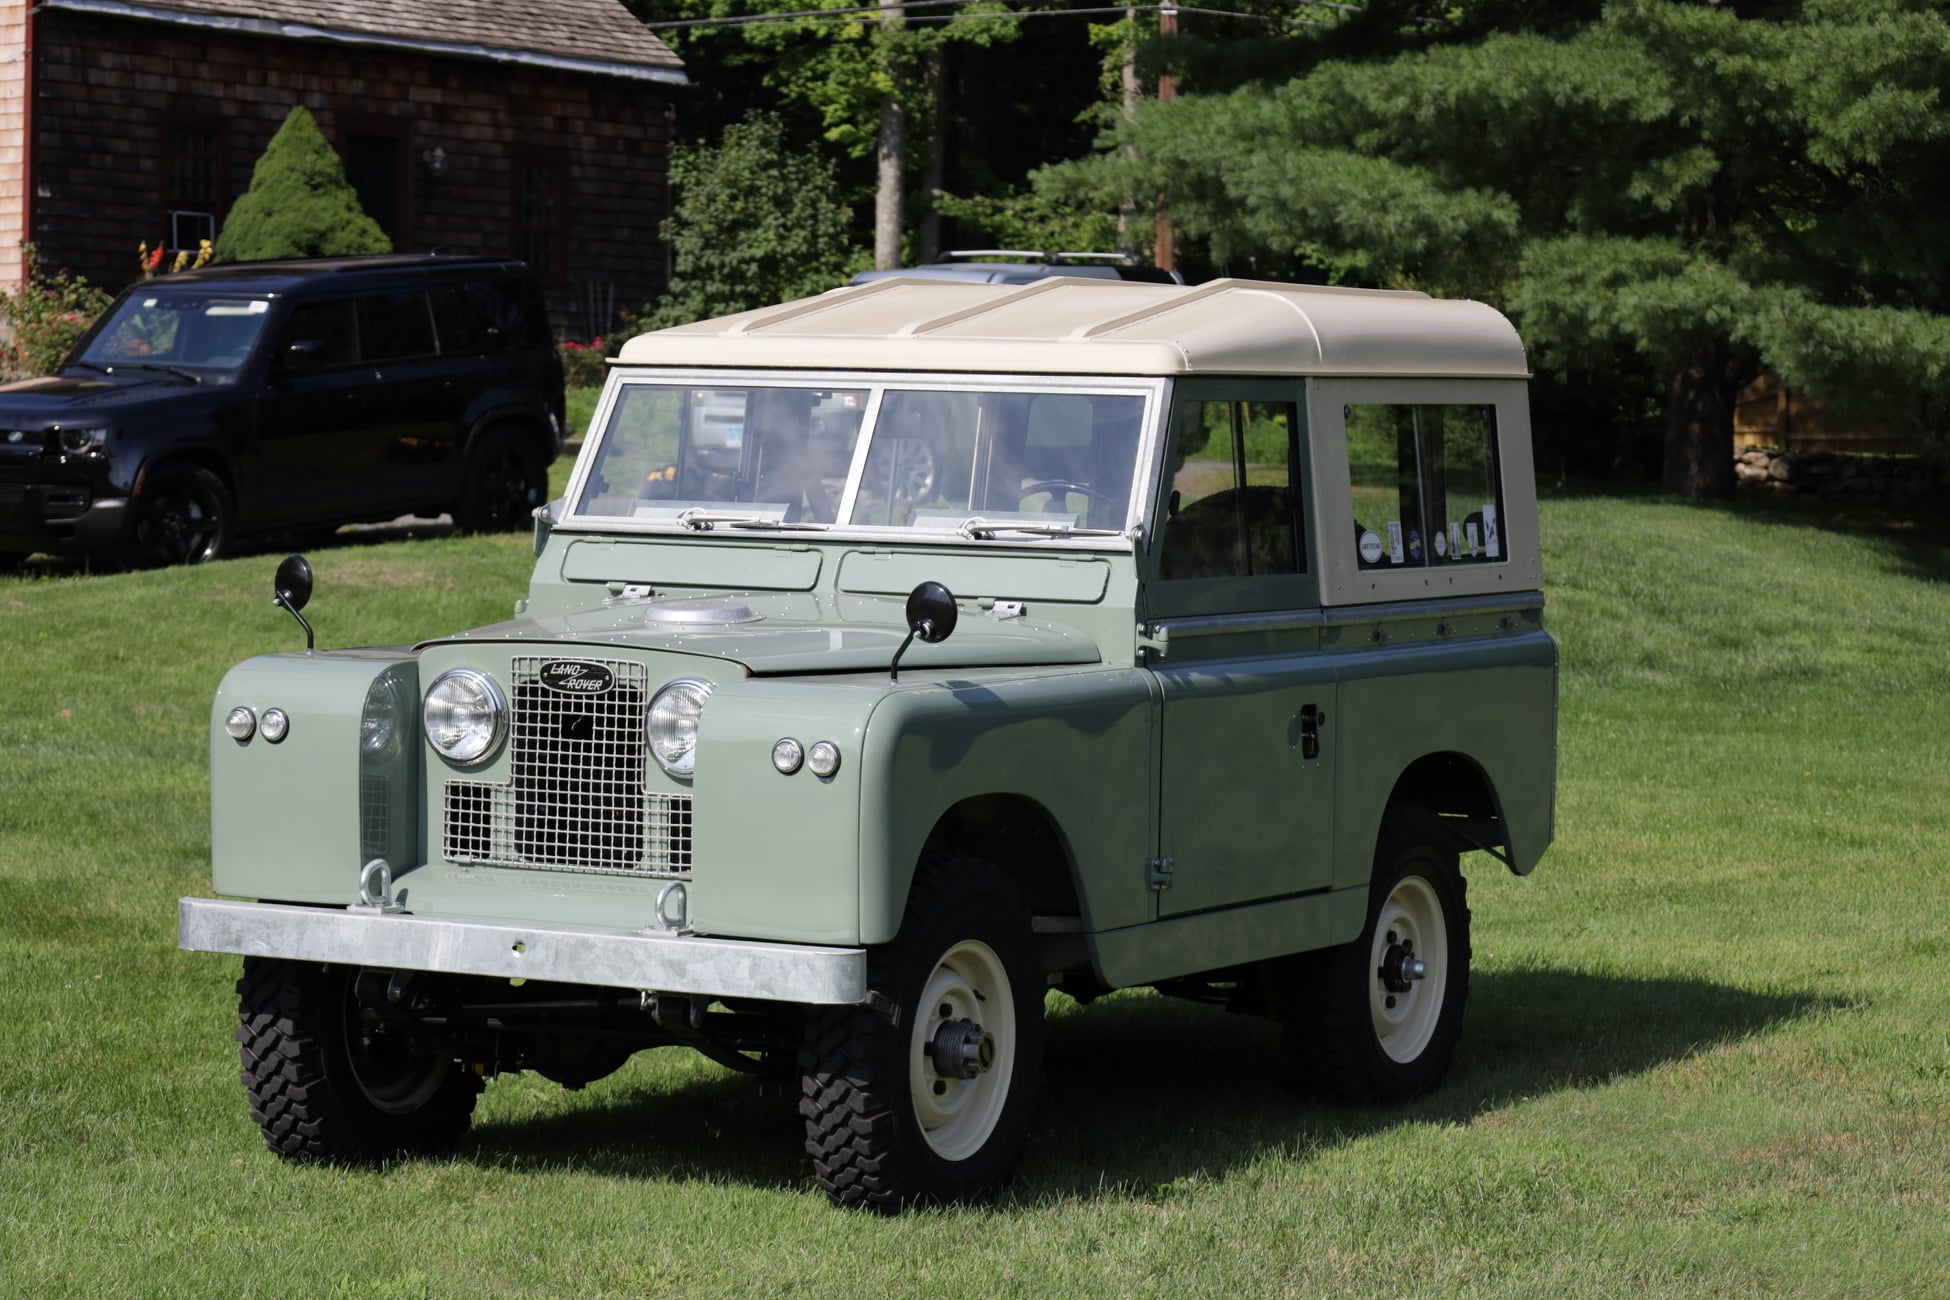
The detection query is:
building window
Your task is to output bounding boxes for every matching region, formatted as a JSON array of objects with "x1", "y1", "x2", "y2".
[
  {"x1": 513, "y1": 155, "x2": 567, "y2": 284},
  {"x1": 162, "y1": 119, "x2": 226, "y2": 254}
]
